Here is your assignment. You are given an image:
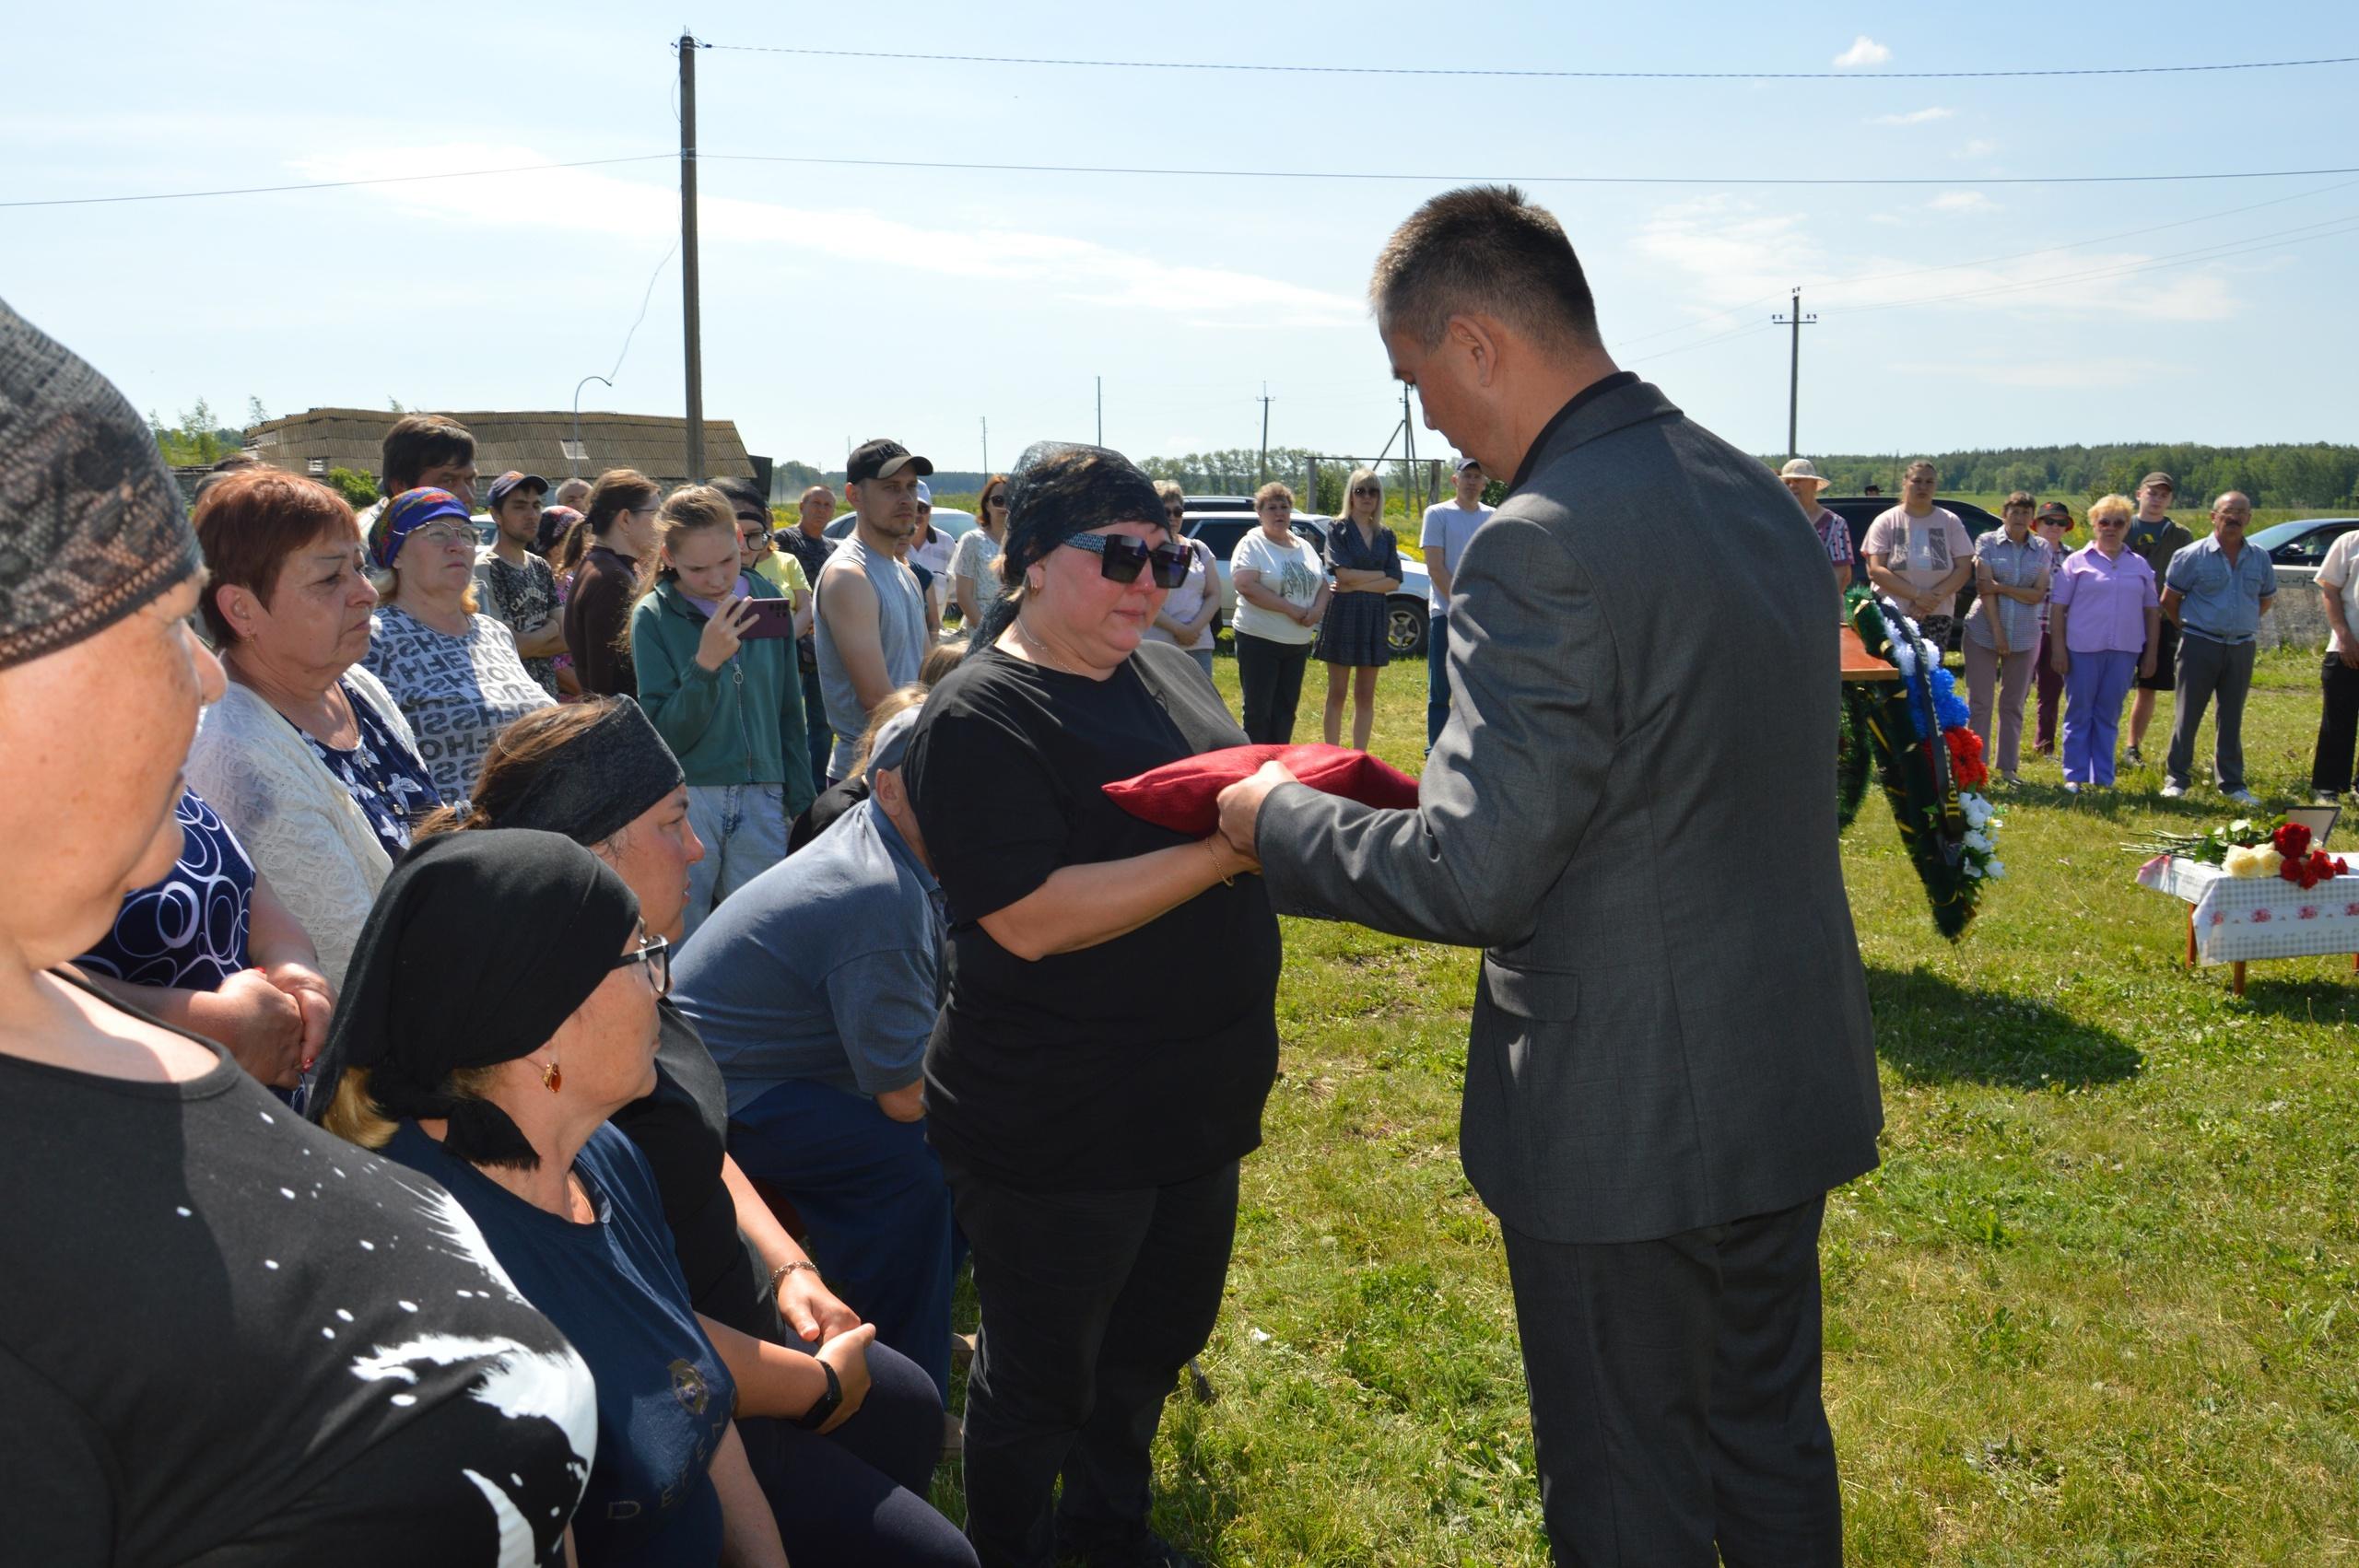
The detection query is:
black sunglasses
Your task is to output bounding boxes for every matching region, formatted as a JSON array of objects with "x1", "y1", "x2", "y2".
[
  {"x1": 1060, "y1": 532, "x2": 1191, "y2": 588},
  {"x1": 611, "y1": 933, "x2": 671, "y2": 996}
]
